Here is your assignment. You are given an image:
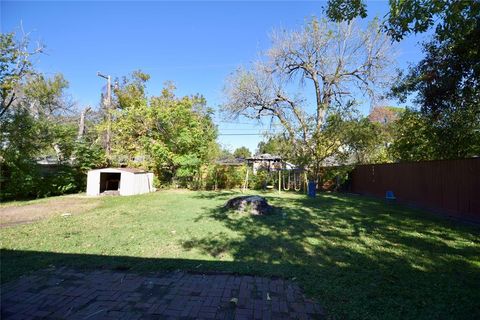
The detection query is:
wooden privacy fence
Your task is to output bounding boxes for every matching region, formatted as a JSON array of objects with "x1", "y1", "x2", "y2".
[{"x1": 349, "y1": 158, "x2": 480, "y2": 221}]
